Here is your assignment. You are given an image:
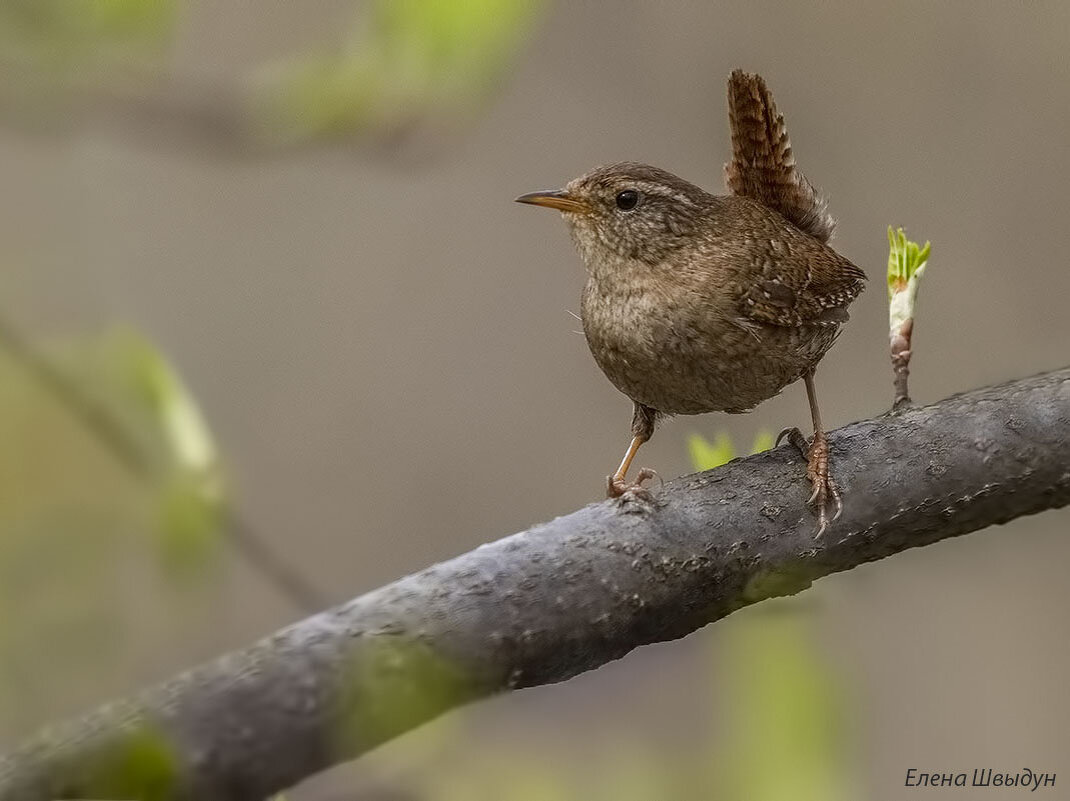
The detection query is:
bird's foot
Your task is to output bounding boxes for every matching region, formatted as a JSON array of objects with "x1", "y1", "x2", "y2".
[
  {"x1": 606, "y1": 467, "x2": 660, "y2": 502},
  {"x1": 776, "y1": 427, "x2": 842, "y2": 538}
]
